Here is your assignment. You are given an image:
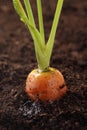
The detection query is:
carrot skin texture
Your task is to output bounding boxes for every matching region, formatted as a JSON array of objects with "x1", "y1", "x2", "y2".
[{"x1": 25, "y1": 67, "x2": 67, "y2": 102}]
